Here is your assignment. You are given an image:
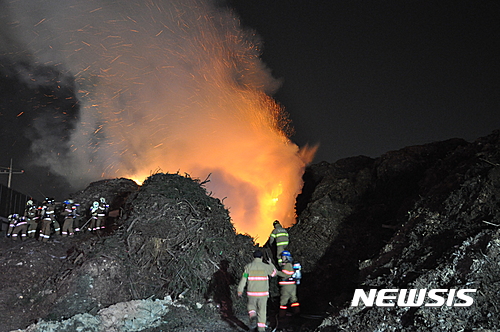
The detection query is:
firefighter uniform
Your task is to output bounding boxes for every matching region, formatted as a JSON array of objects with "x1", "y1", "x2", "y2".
[
  {"x1": 269, "y1": 220, "x2": 289, "y2": 264},
  {"x1": 12, "y1": 215, "x2": 28, "y2": 240},
  {"x1": 40, "y1": 200, "x2": 55, "y2": 242},
  {"x1": 96, "y1": 198, "x2": 109, "y2": 231},
  {"x1": 6, "y1": 214, "x2": 17, "y2": 238},
  {"x1": 238, "y1": 251, "x2": 277, "y2": 332},
  {"x1": 277, "y1": 259, "x2": 300, "y2": 316},
  {"x1": 24, "y1": 201, "x2": 39, "y2": 238},
  {"x1": 61, "y1": 200, "x2": 78, "y2": 237},
  {"x1": 89, "y1": 201, "x2": 99, "y2": 232}
]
